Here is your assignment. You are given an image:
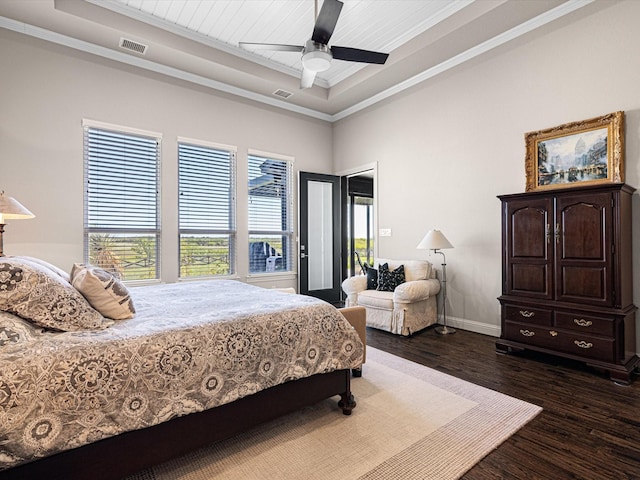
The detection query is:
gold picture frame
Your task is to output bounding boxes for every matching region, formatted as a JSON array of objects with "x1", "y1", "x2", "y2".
[{"x1": 525, "y1": 111, "x2": 624, "y2": 192}]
